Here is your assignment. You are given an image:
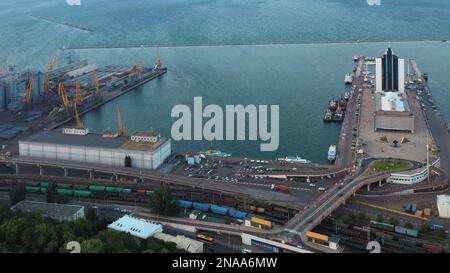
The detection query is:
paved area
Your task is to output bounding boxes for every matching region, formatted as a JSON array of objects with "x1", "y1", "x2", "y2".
[{"x1": 358, "y1": 82, "x2": 433, "y2": 164}]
